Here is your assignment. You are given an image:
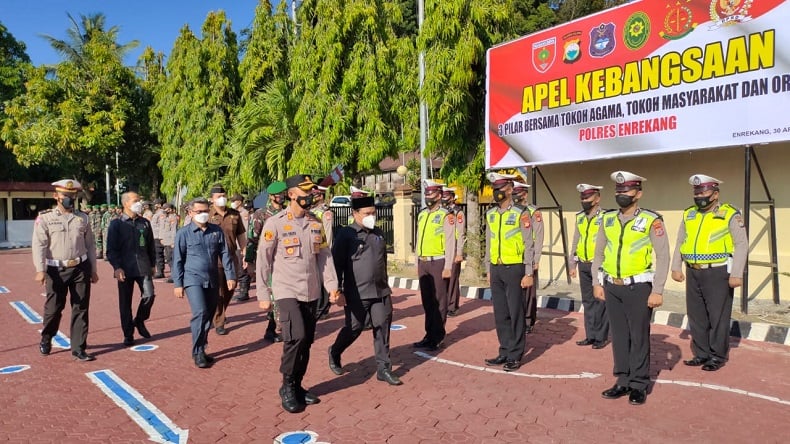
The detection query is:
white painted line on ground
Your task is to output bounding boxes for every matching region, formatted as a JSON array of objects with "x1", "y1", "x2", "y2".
[
  {"x1": 654, "y1": 379, "x2": 790, "y2": 407},
  {"x1": 414, "y1": 351, "x2": 601, "y2": 379},
  {"x1": 86, "y1": 369, "x2": 188, "y2": 444}
]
